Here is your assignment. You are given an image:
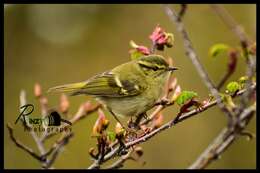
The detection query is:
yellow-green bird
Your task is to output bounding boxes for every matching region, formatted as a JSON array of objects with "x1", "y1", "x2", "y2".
[{"x1": 48, "y1": 55, "x2": 177, "y2": 127}]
